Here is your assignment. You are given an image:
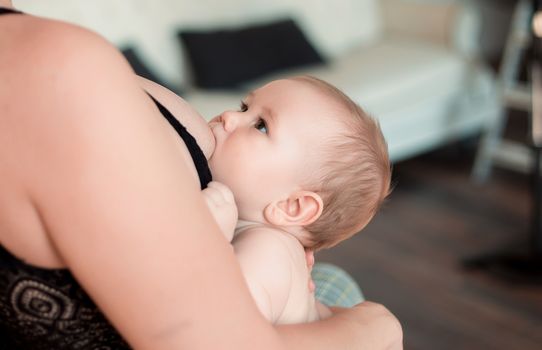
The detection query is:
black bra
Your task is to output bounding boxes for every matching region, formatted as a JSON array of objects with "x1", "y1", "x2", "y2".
[
  {"x1": 0, "y1": 7, "x2": 20, "y2": 15},
  {"x1": 148, "y1": 95, "x2": 212, "y2": 189}
]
